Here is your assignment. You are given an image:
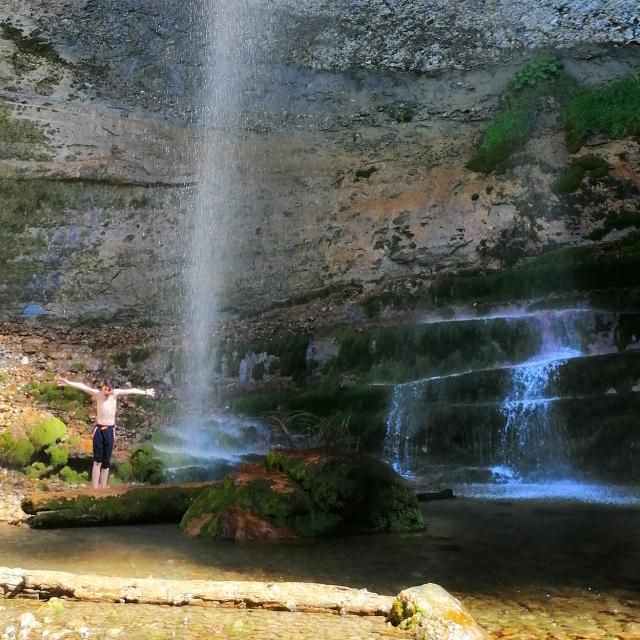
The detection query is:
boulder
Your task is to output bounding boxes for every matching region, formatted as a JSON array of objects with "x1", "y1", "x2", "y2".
[
  {"x1": 181, "y1": 448, "x2": 425, "y2": 541},
  {"x1": 387, "y1": 584, "x2": 486, "y2": 640}
]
